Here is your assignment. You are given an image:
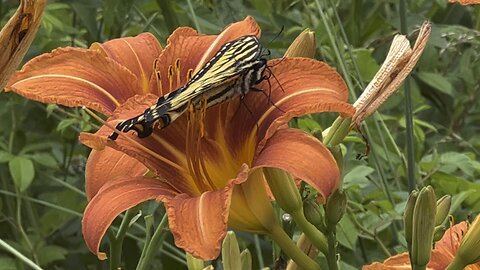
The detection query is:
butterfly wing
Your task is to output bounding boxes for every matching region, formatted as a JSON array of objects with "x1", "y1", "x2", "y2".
[{"x1": 109, "y1": 35, "x2": 263, "y2": 140}]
